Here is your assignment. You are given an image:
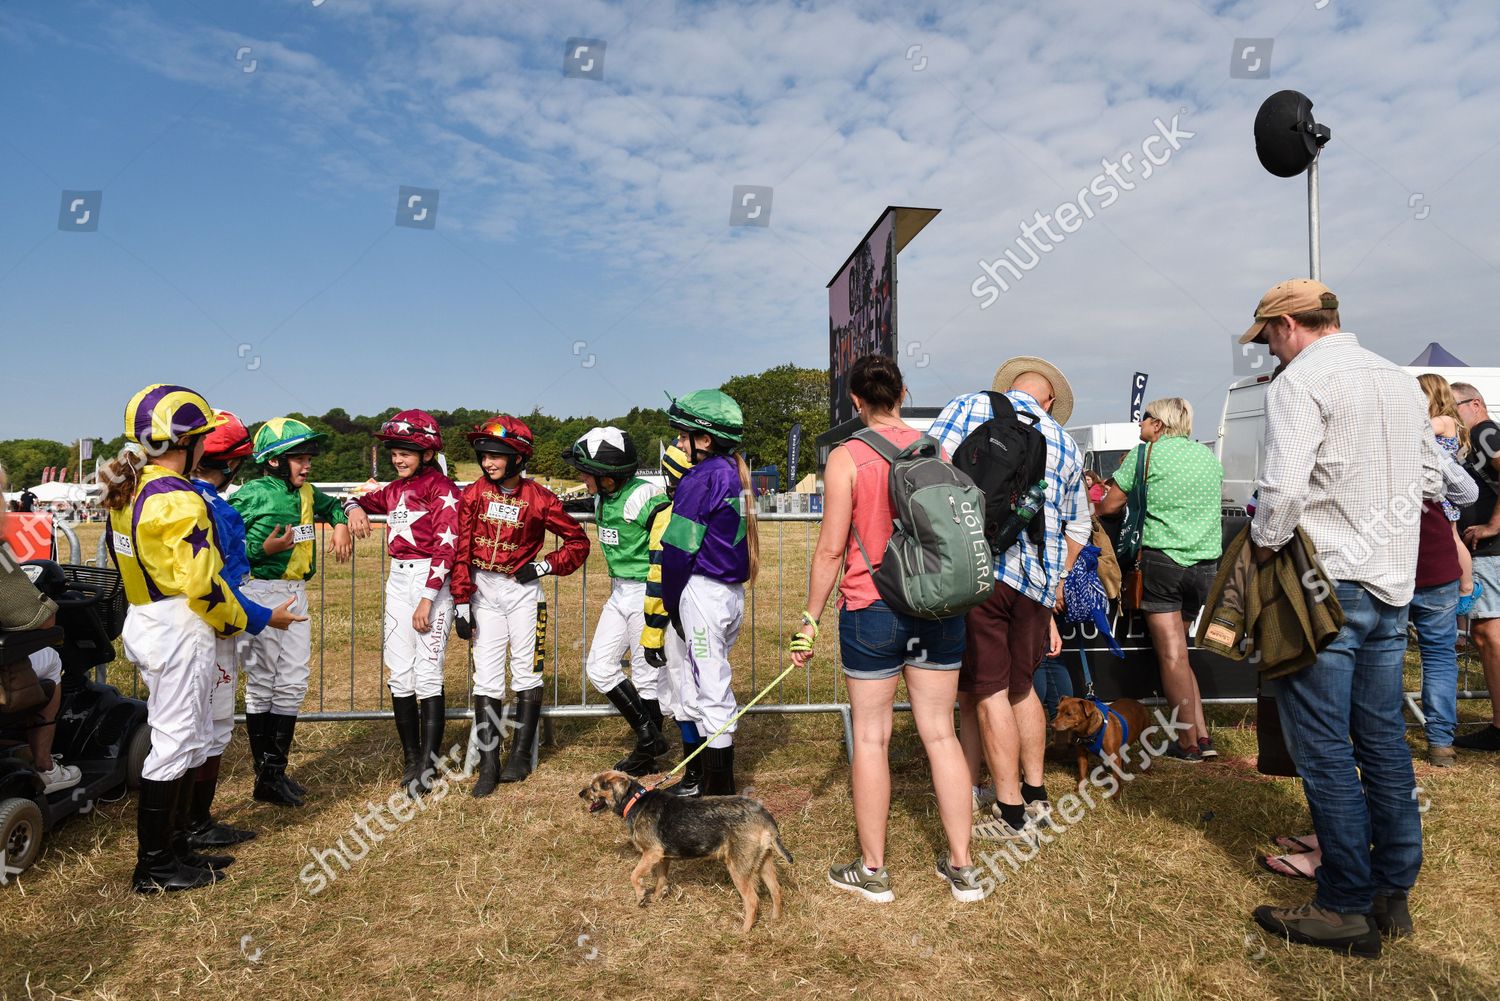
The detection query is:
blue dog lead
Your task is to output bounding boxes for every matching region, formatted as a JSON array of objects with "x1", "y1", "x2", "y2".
[{"x1": 1077, "y1": 643, "x2": 1129, "y2": 756}]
